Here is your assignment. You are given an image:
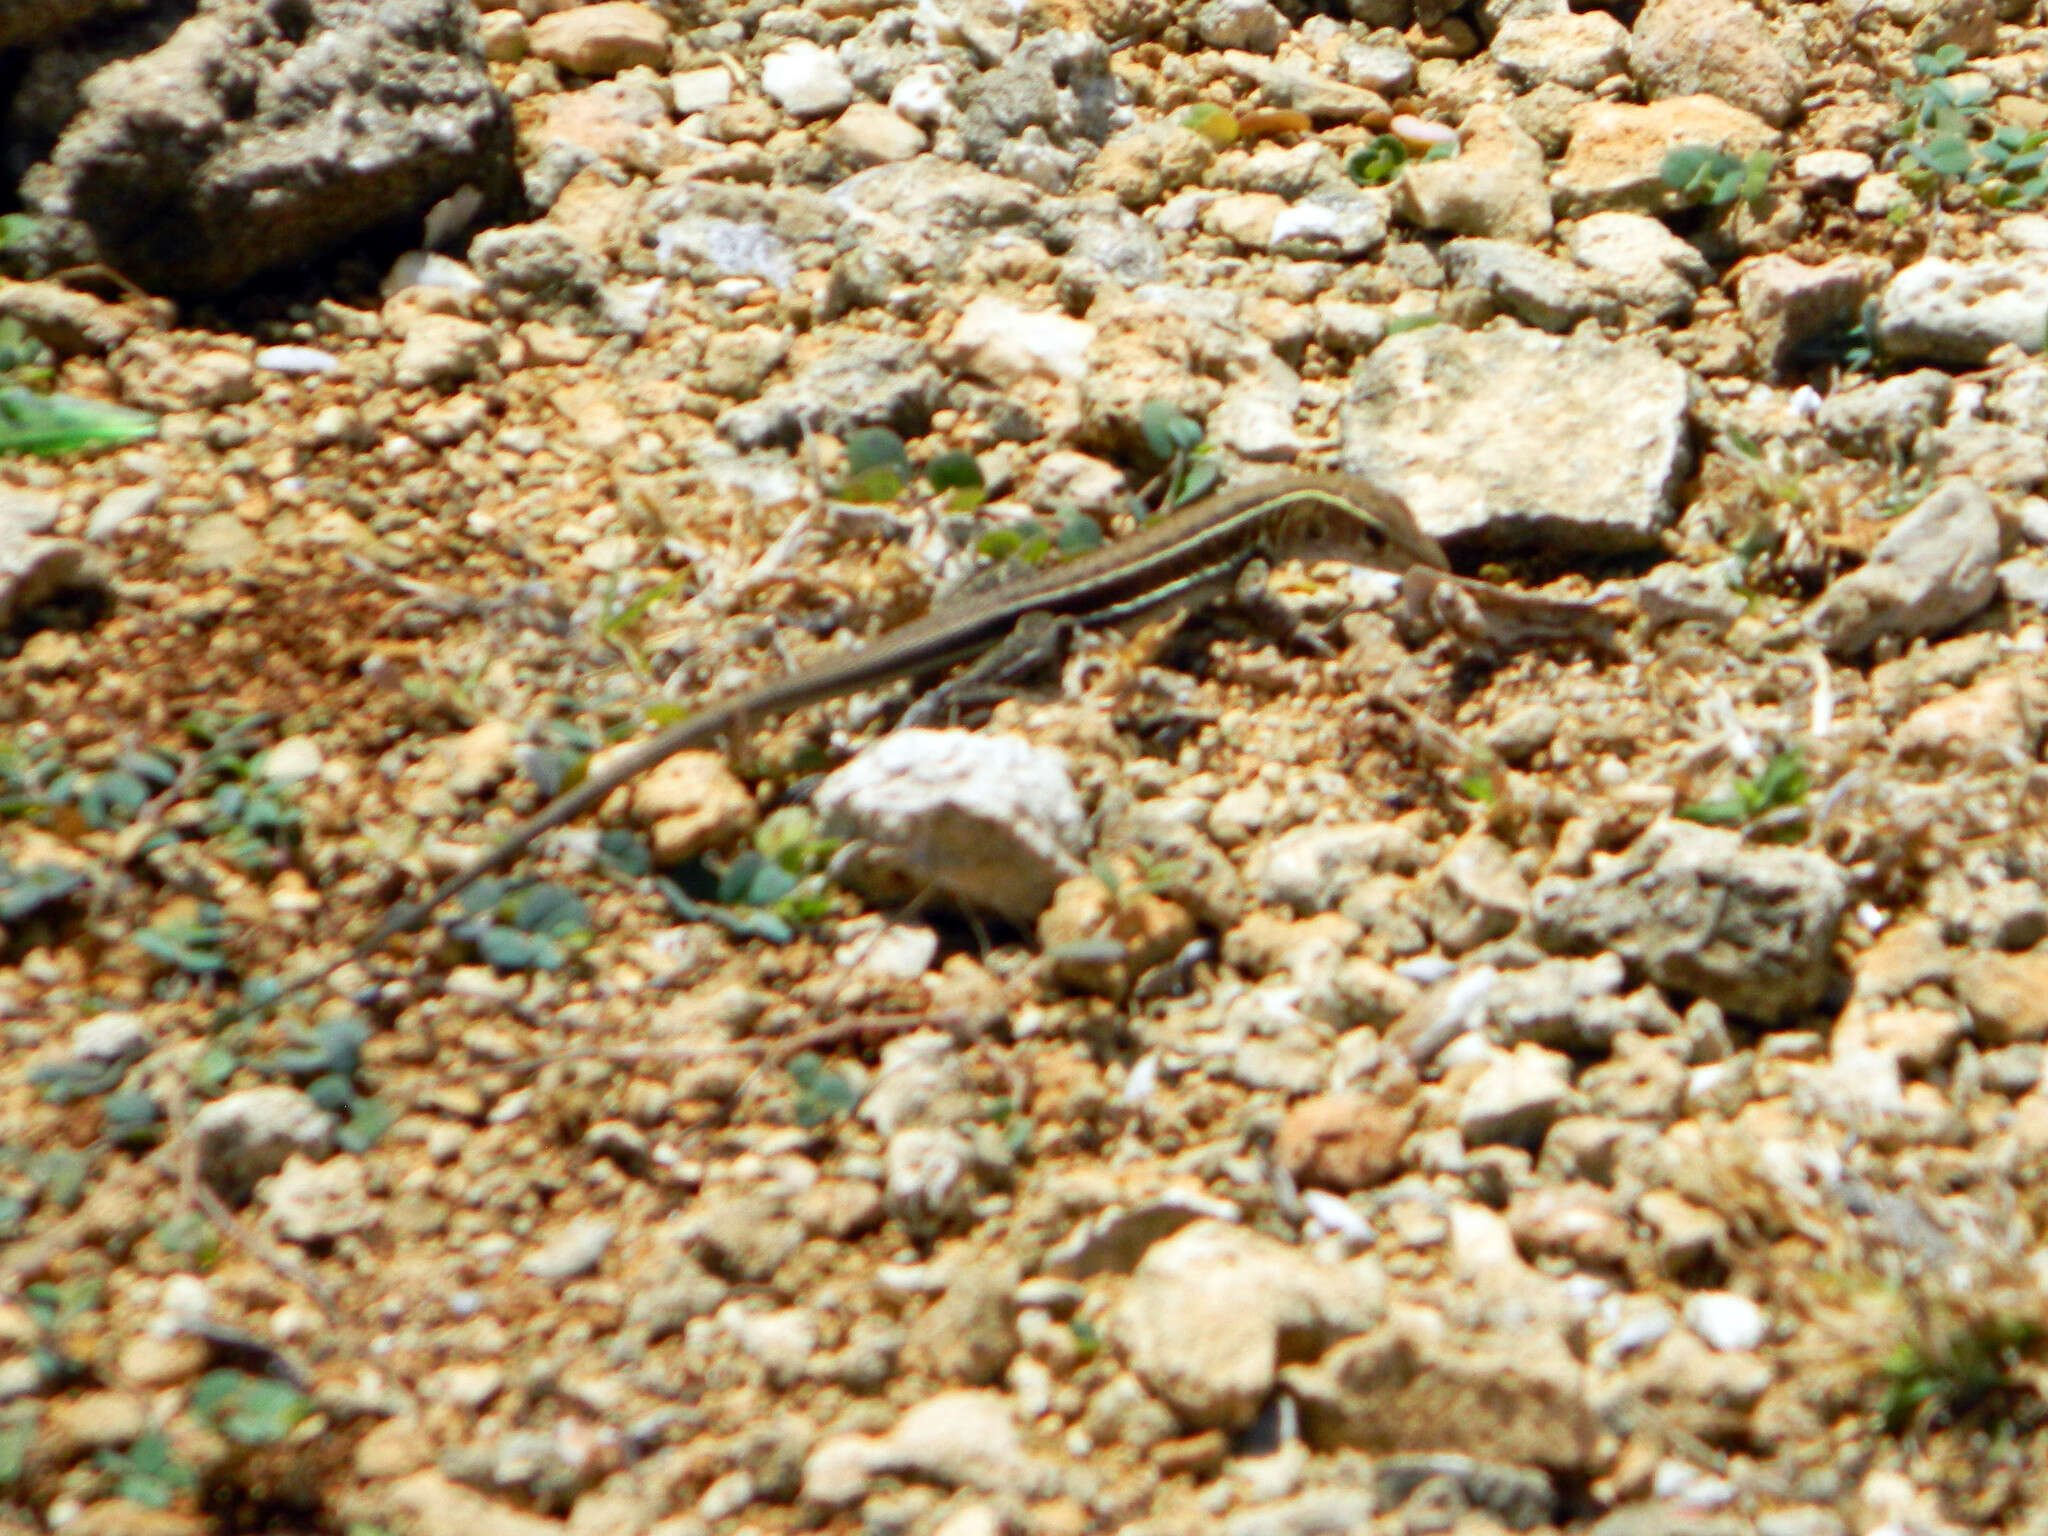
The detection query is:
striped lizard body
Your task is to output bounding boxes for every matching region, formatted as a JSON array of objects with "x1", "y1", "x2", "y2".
[{"x1": 254, "y1": 471, "x2": 1448, "y2": 1010}]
